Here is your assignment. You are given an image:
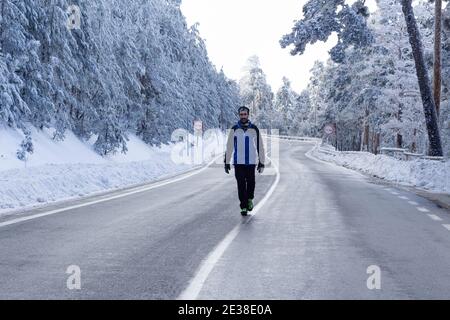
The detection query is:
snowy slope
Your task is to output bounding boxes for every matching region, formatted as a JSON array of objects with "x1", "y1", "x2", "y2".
[
  {"x1": 0, "y1": 127, "x2": 106, "y2": 170},
  {"x1": 310, "y1": 143, "x2": 450, "y2": 194},
  {"x1": 0, "y1": 127, "x2": 224, "y2": 215}
]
